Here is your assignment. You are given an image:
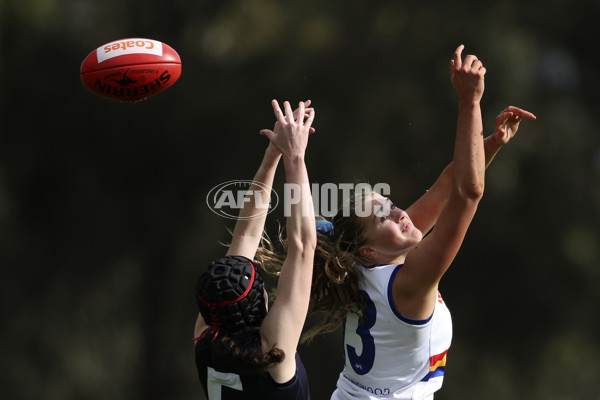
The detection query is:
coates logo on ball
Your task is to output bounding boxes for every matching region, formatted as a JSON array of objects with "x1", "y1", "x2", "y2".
[{"x1": 80, "y1": 38, "x2": 182, "y2": 103}]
